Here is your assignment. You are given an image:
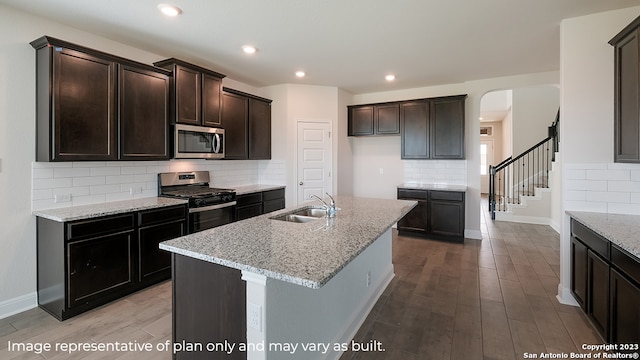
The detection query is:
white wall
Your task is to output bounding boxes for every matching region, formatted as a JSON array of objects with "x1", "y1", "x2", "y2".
[
  {"x1": 512, "y1": 86, "x2": 560, "y2": 155},
  {"x1": 558, "y1": 5, "x2": 640, "y2": 304}
]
